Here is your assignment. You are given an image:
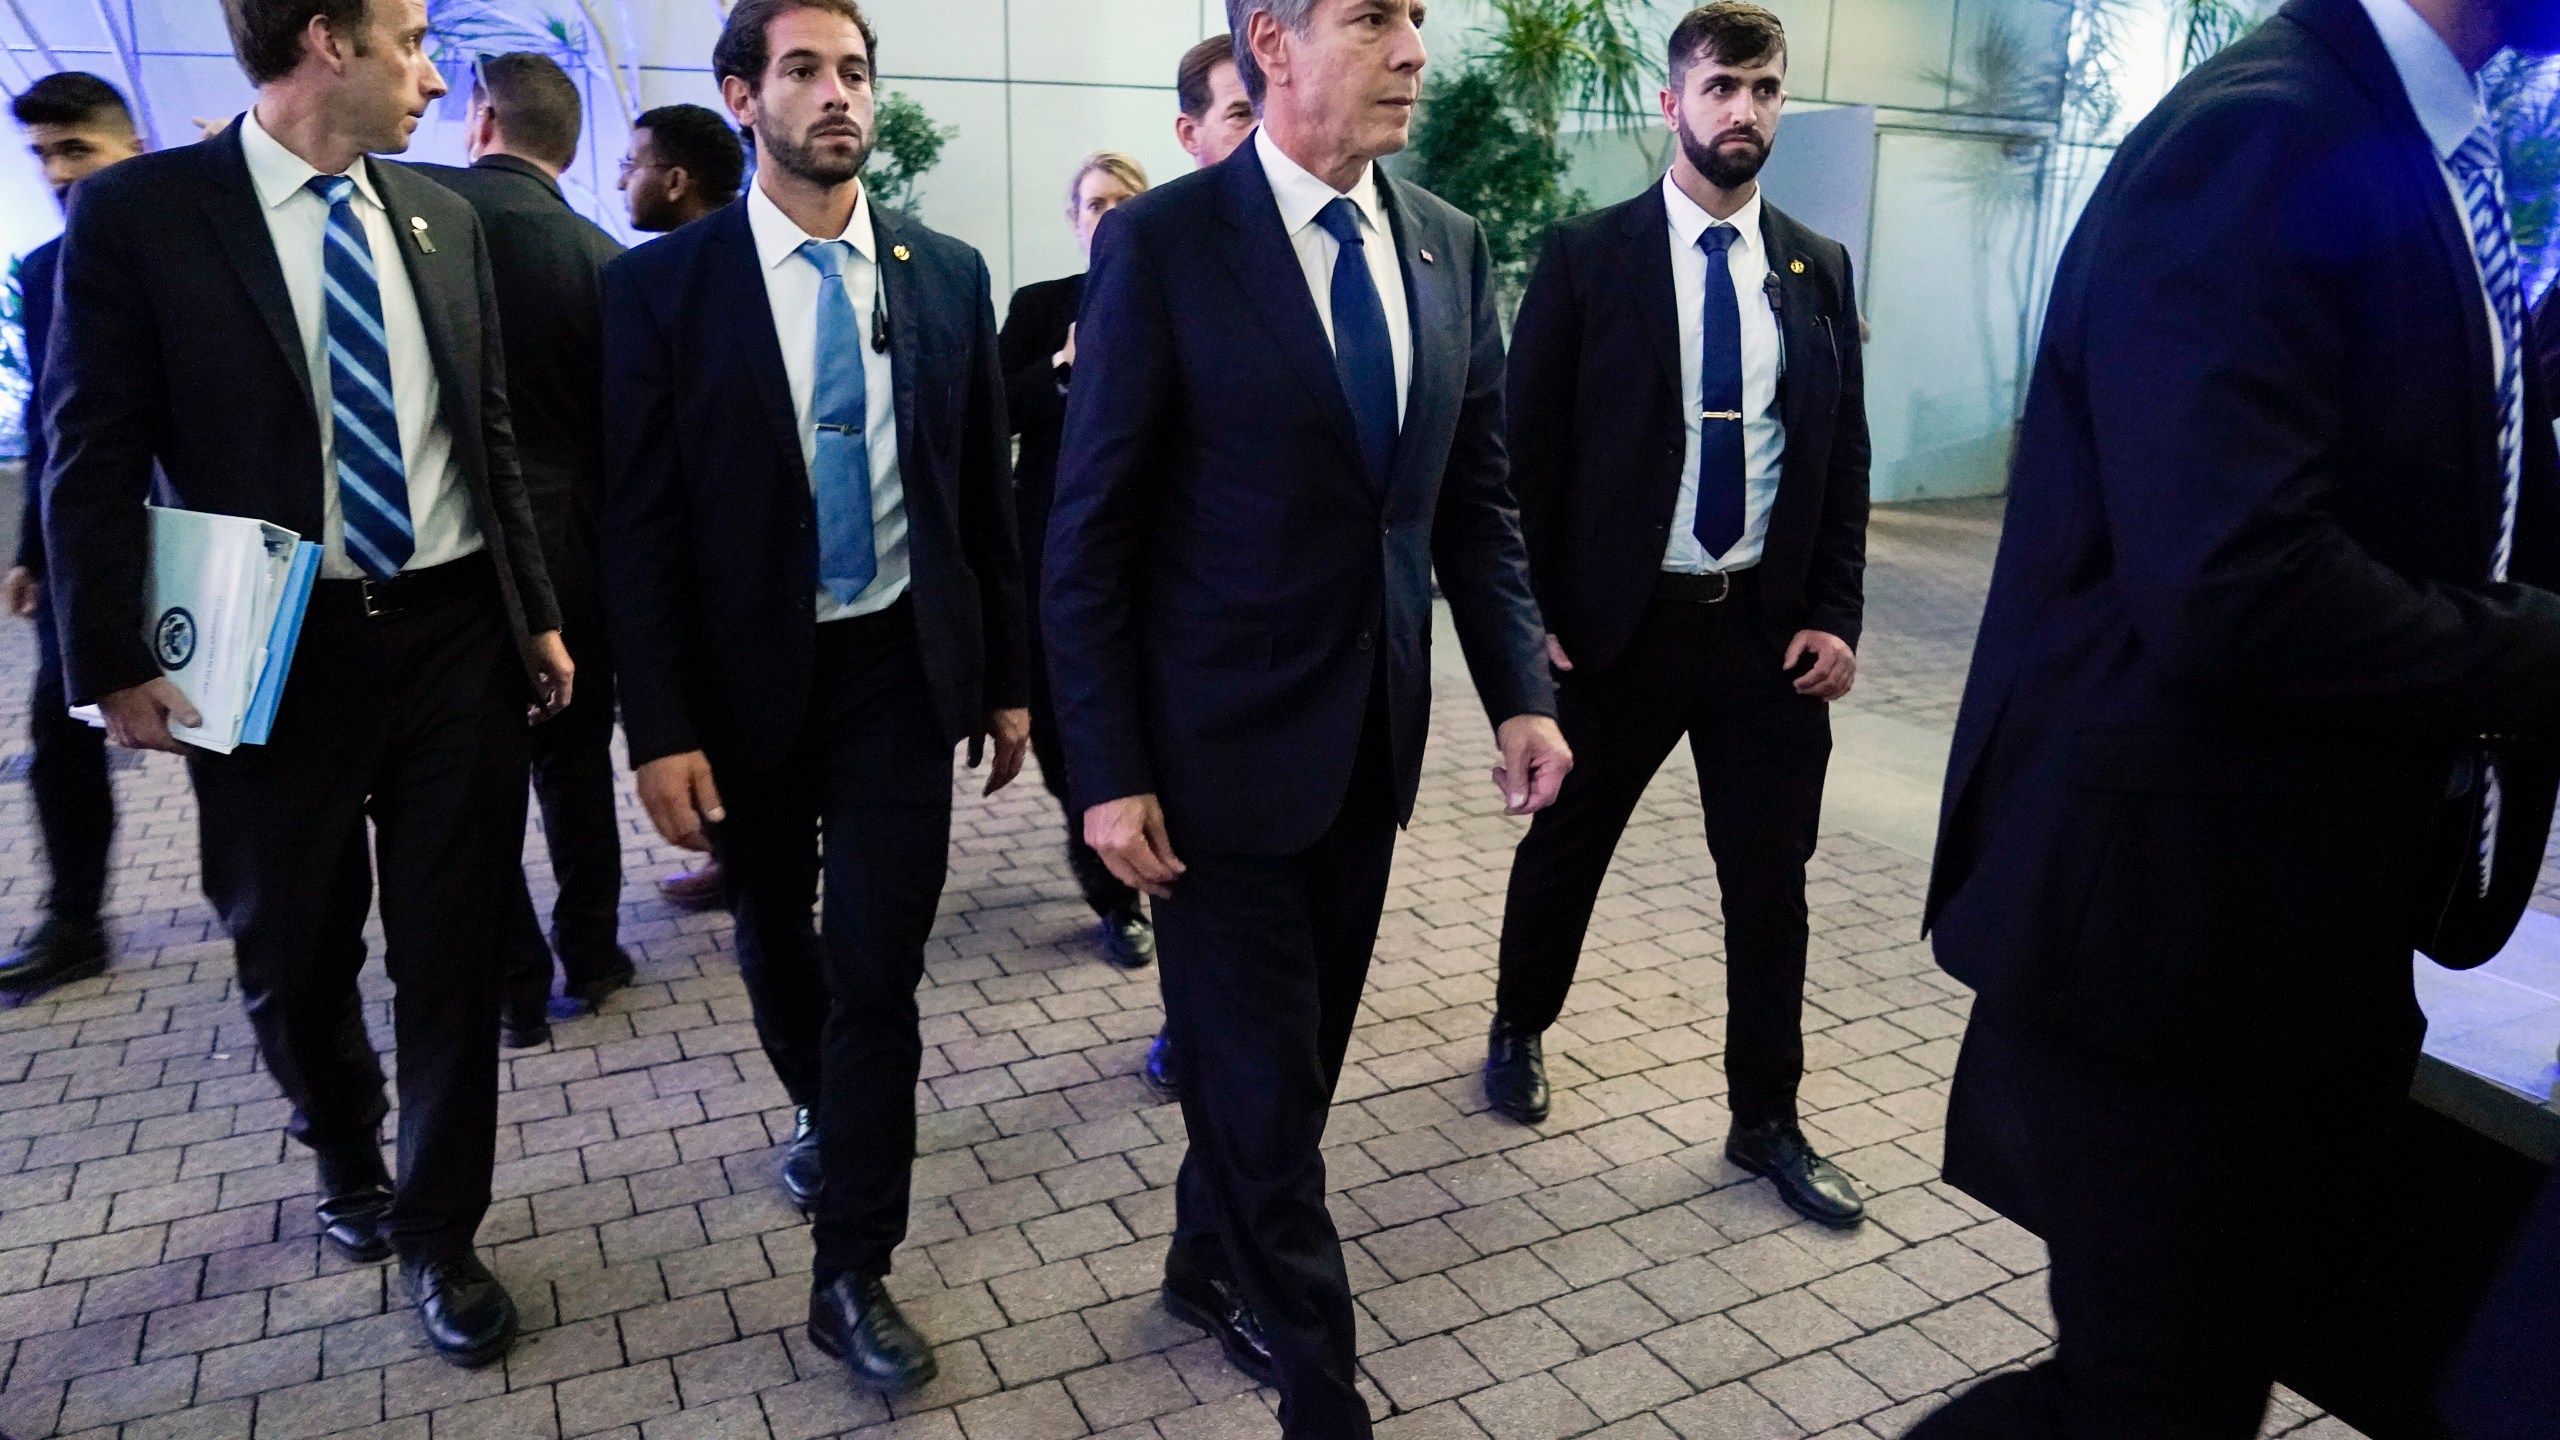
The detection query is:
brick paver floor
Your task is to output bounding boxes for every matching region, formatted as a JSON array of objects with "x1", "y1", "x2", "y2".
[{"x1": 0, "y1": 496, "x2": 2362, "y2": 1439}]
